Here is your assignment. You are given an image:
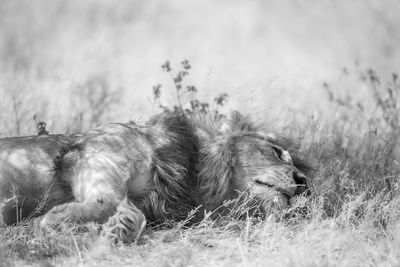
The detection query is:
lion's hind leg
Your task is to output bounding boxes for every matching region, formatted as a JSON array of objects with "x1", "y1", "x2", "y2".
[{"x1": 101, "y1": 196, "x2": 146, "y2": 244}]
